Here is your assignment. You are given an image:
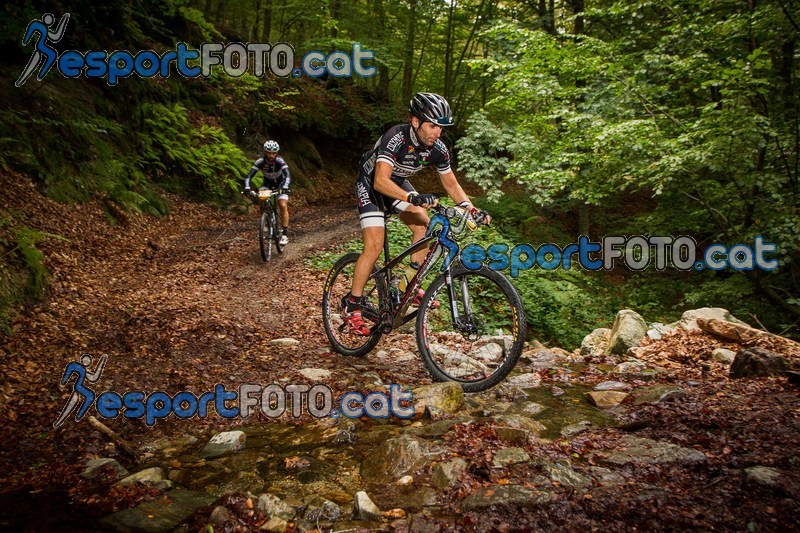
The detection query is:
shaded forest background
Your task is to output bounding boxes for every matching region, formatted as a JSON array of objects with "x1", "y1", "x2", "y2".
[{"x1": 0, "y1": 0, "x2": 798, "y2": 347}]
